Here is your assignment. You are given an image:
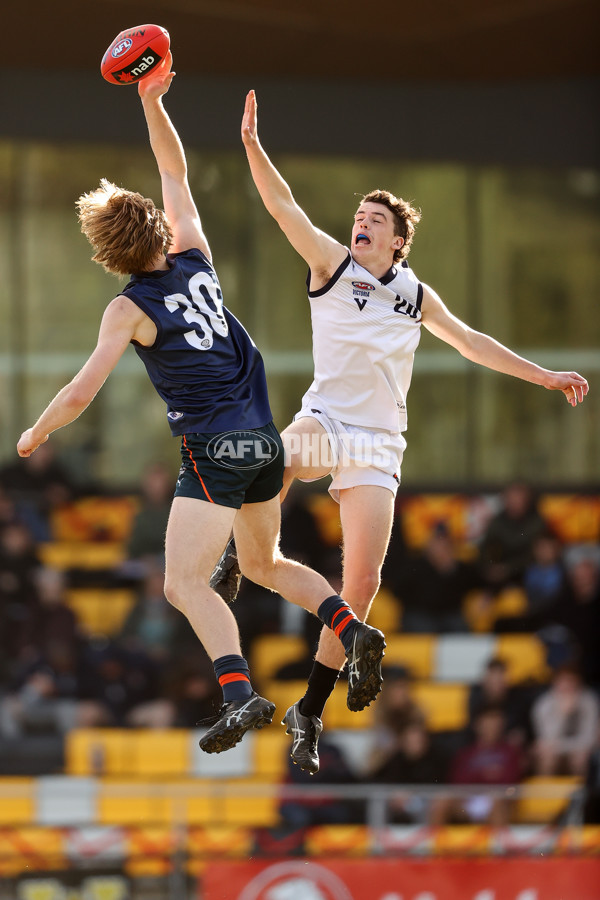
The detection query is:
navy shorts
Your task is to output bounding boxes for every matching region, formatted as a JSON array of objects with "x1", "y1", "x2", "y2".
[{"x1": 174, "y1": 421, "x2": 284, "y2": 509}]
